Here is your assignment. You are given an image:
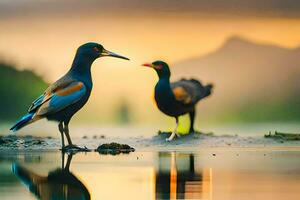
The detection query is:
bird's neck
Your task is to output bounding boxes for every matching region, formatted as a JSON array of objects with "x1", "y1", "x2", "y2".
[
  {"x1": 68, "y1": 54, "x2": 94, "y2": 90},
  {"x1": 155, "y1": 77, "x2": 175, "y2": 105},
  {"x1": 158, "y1": 76, "x2": 170, "y2": 85},
  {"x1": 156, "y1": 77, "x2": 172, "y2": 92},
  {"x1": 69, "y1": 54, "x2": 94, "y2": 83},
  {"x1": 70, "y1": 54, "x2": 94, "y2": 75}
]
